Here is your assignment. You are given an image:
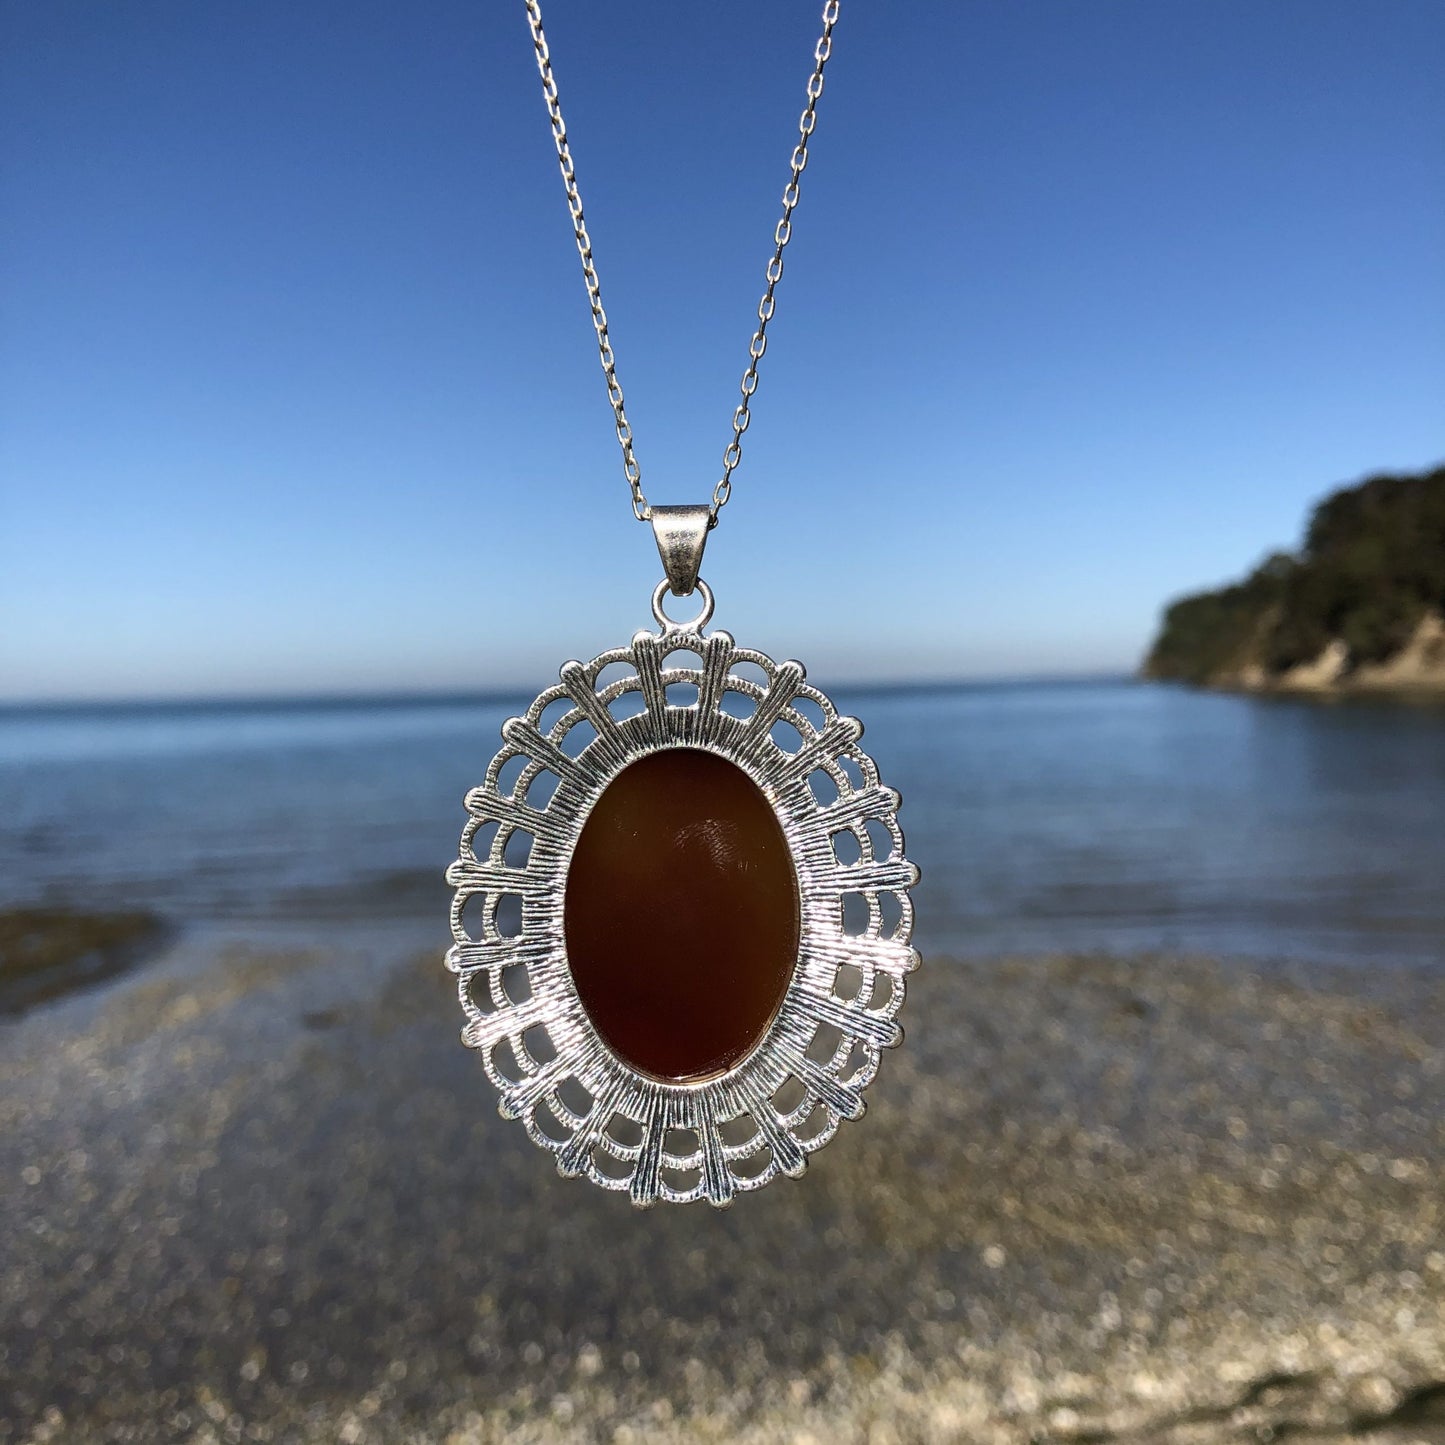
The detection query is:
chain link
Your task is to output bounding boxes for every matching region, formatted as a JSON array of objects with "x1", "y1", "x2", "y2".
[
  {"x1": 713, "y1": 0, "x2": 838, "y2": 521},
  {"x1": 523, "y1": 0, "x2": 840, "y2": 526},
  {"x1": 524, "y1": 0, "x2": 646, "y2": 519}
]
